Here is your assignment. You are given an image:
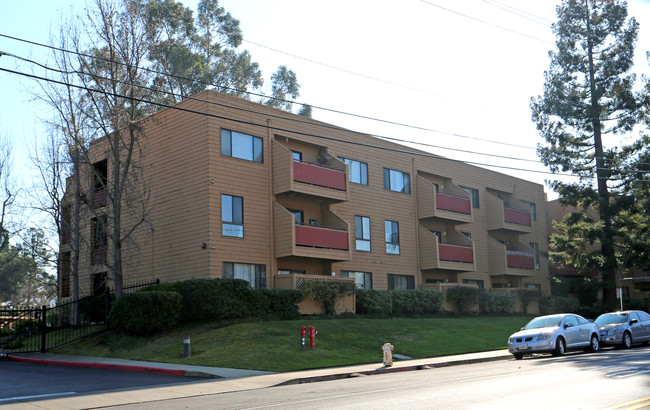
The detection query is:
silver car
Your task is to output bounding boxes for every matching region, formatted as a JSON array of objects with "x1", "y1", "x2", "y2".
[
  {"x1": 508, "y1": 313, "x2": 600, "y2": 360},
  {"x1": 595, "y1": 310, "x2": 650, "y2": 349}
]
